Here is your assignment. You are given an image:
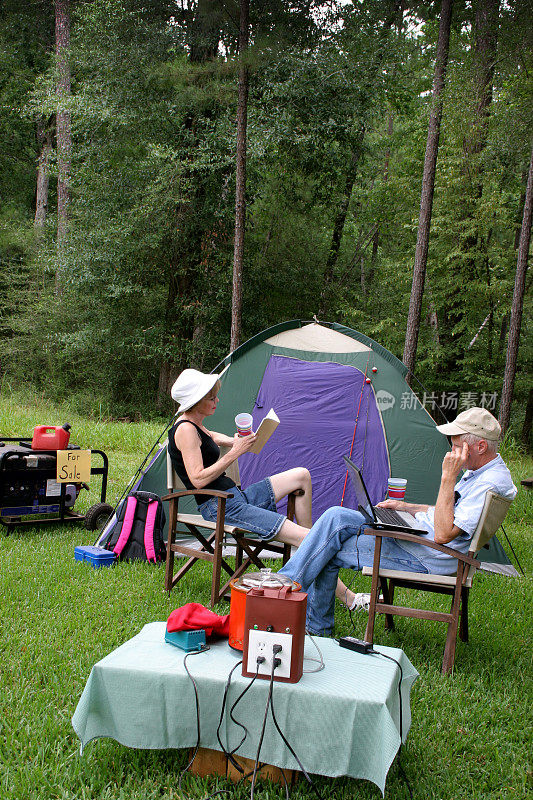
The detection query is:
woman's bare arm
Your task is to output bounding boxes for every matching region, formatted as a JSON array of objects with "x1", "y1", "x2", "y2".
[
  {"x1": 175, "y1": 423, "x2": 256, "y2": 489},
  {"x1": 207, "y1": 430, "x2": 235, "y2": 448}
]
